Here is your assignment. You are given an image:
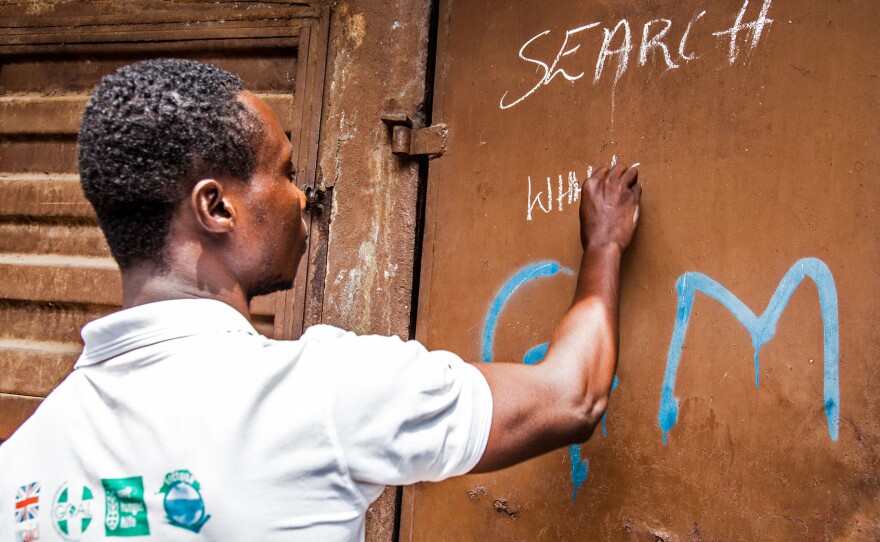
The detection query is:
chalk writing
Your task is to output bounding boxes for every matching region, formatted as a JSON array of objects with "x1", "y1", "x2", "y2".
[
  {"x1": 713, "y1": 0, "x2": 774, "y2": 64},
  {"x1": 594, "y1": 19, "x2": 632, "y2": 86},
  {"x1": 658, "y1": 258, "x2": 840, "y2": 445},
  {"x1": 640, "y1": 19, "x2": 678, "y2": 69},
  {"x1": 679, "y1": 10, "x2": 707, "y2": 62},
  {"x1": 527, "y1": 171, "x2": 582, "y2": 220},
  {"x1": 499, "y1": 23, "x2": 600, "y2": 111},
  {"x1": 500, "y1": 0, "x2": 773, "y2": 111},
  {"x1": 527, "y1": 154, "x2": 638, "y2": 221},
  {"x1": 482, "y1": 261, "x2": 619, "y2": 501}
]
